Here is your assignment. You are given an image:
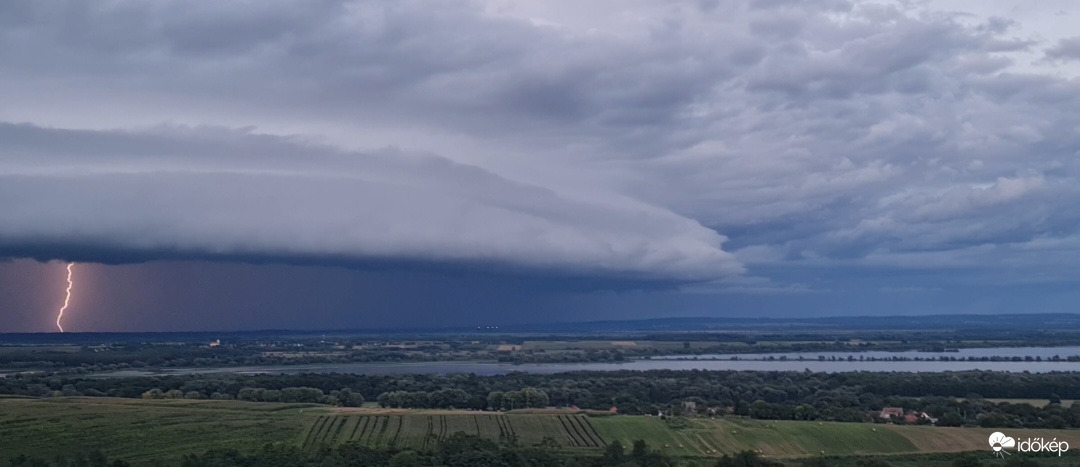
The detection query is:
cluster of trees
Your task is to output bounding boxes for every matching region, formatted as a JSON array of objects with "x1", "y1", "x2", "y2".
[
  {"x1": 376, "y1": 388, "x2": 473, "y2": 408},
  {"x1": 7, "y1": 442, "x2": 1071, "y2": 467},
  {"x1": 12, "y1": 328, "x2": 1080, "y2": 372},
  {"x1": 7, "y1": 370, "x2": 1080, "y2": 428},
  {"x1": 497, "y1": 349, "x2": 629, "y2": 364},
  {"x1": 8, "y1": 451, "x2": 129, "y2": 467},
  {"x1": 486, "y1": 388, "x2": 551, "y2": 410},
  {"x1": 600, "y1": 440, "x2": 672, "y2": 467},
  {"x1": 237, "y1": 386, "x2": 363, "y2": 406},
  {"x1": 372, "y1": 387, "x2": 551, "y2": 410},
  {"x1": 140, "y1": 385, "x2": 364, "y2": 406},
  {"x1": 0, "y1": 343, "x2": 249, "y2": 369},
  {"x1": 8, "y1": 437, "x2": 681, "y2": 467}
]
